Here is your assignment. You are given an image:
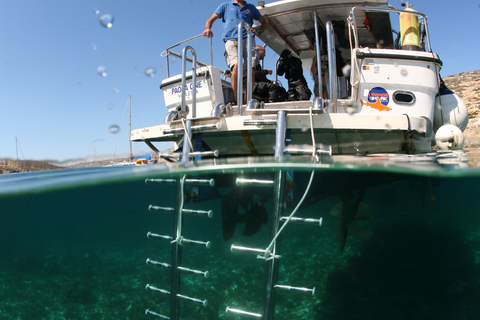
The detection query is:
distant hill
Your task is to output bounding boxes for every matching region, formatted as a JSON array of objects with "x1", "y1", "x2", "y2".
[{"x1": 0, "y1": 158, "x2": 63, "y2": 174}]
